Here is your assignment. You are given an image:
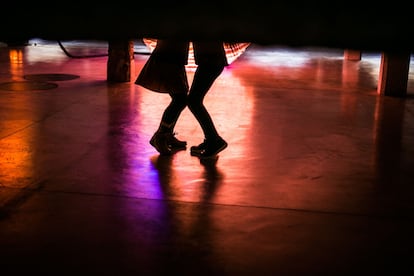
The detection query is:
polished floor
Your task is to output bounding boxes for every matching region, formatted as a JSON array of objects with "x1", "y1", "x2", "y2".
[{"x1": 1, "y1": 39, "x2": 414, "y2": 275}]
